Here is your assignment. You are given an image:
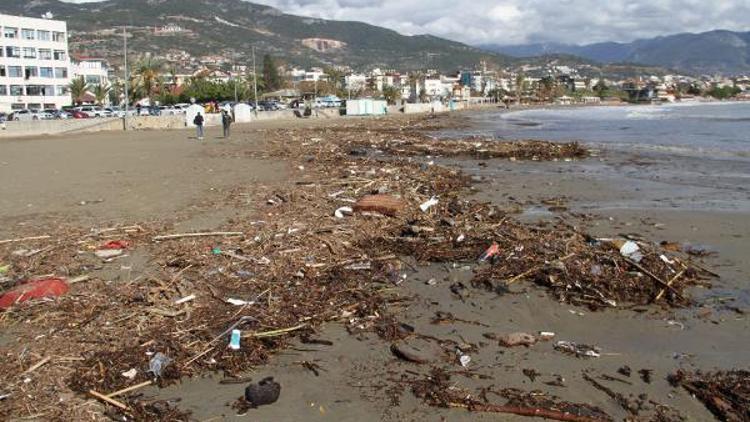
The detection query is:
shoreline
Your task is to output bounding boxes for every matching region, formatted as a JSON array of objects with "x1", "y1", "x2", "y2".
[{"x1": 0, "y1": 112, "x2": 747, "y2": 421}]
